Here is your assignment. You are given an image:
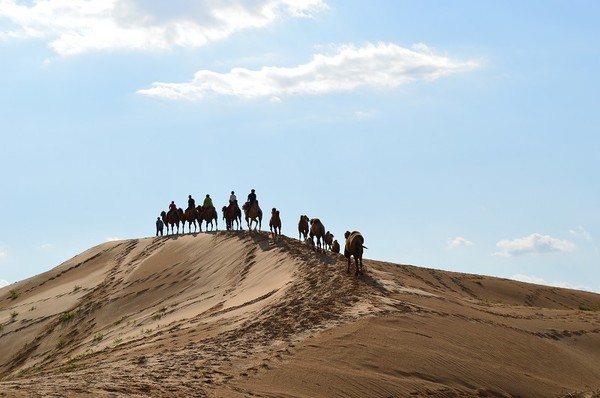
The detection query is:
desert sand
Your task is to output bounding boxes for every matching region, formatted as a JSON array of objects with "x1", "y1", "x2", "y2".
[{"x1": 0, "y1": 231, "x2": 599, "y2": 397}]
